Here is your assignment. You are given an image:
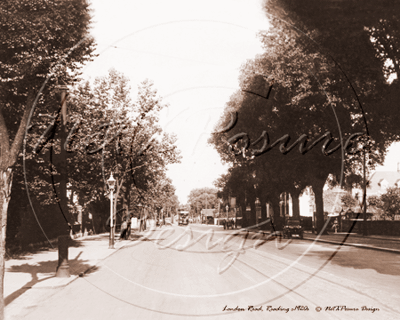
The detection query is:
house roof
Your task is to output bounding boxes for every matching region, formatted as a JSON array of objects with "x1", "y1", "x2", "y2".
[{"x1": 368, "y1": 171, "x2": 400, "y2": 194}]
